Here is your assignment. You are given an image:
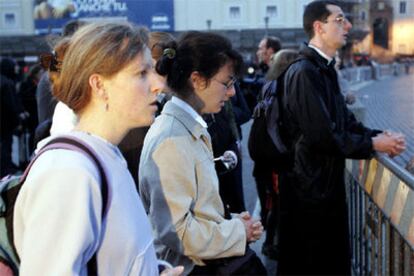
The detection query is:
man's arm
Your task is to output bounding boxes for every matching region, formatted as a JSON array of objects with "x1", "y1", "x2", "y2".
[{"x1": 286, "y1": 65, "x2": 377, "y2": 158}]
